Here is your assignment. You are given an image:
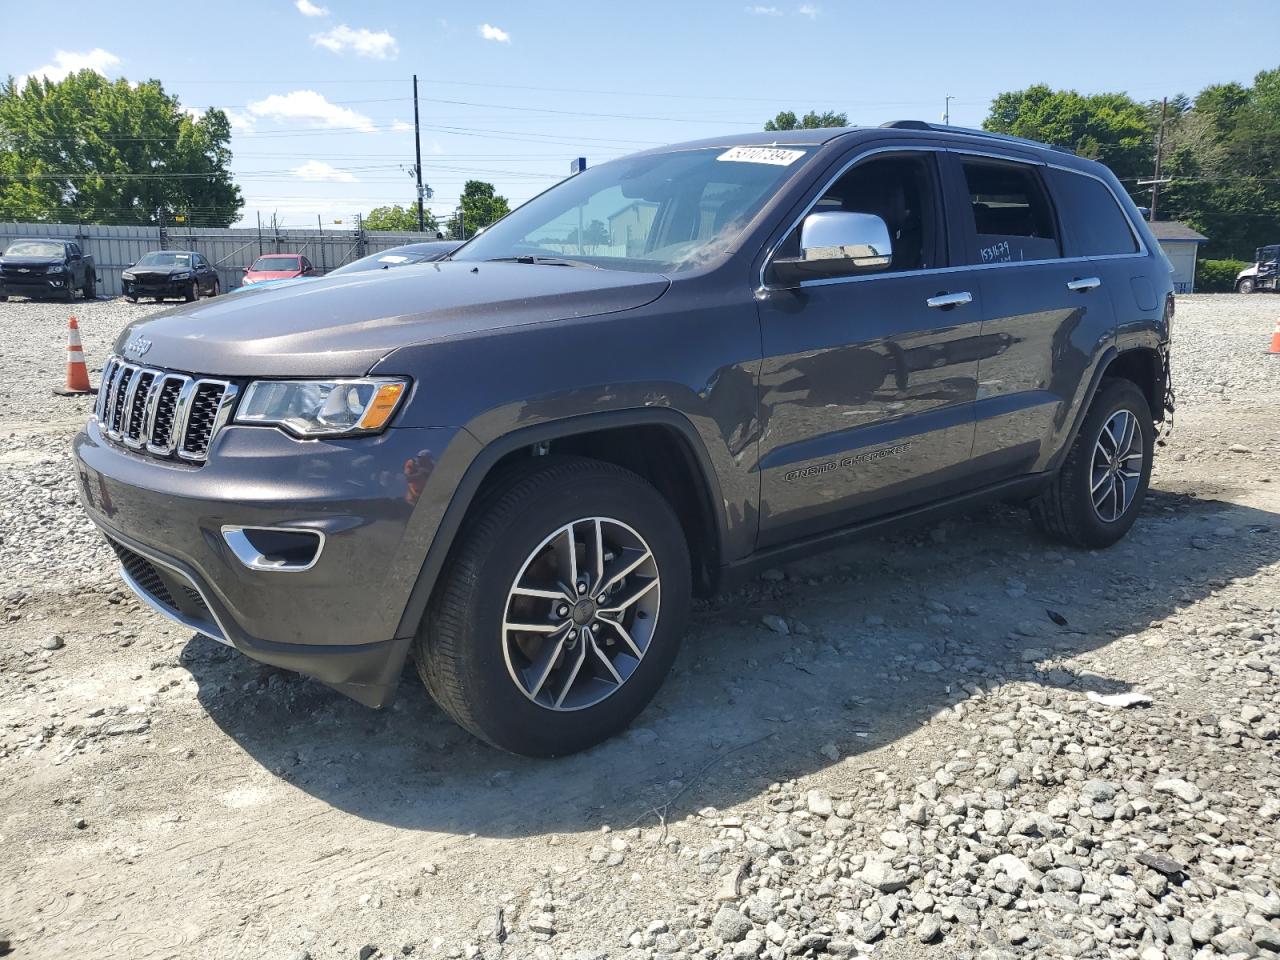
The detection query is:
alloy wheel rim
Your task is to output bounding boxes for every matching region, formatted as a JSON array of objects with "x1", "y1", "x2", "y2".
[
  {"x1": 502, "y1": 516, "x2": 660, "y2": 711},
  {"x1": 1090, "y1": 409, "x2": 1143, "y2": 523}
]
